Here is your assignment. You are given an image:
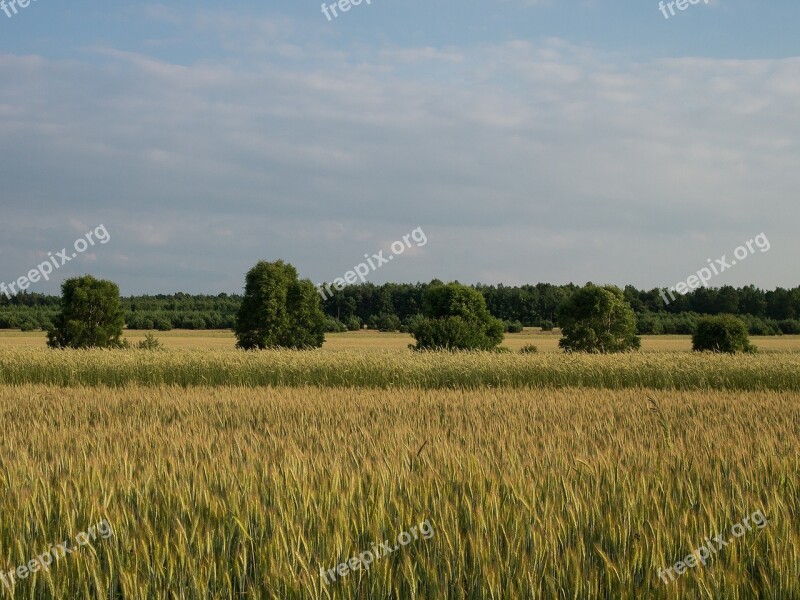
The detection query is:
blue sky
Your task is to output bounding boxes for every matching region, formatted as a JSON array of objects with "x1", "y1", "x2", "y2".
[{"x1": 1, "y1": 1, "x2": 798, "y2": 294}]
